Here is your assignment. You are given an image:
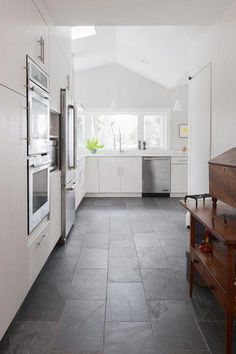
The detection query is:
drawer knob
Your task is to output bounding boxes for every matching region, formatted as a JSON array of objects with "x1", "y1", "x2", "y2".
[
  {"x1": 193, "y1": 259, "x2": 199, "y2": 264},
  {"x1": 209, "y1": 285, "x2": 215, "y2": 291}
]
